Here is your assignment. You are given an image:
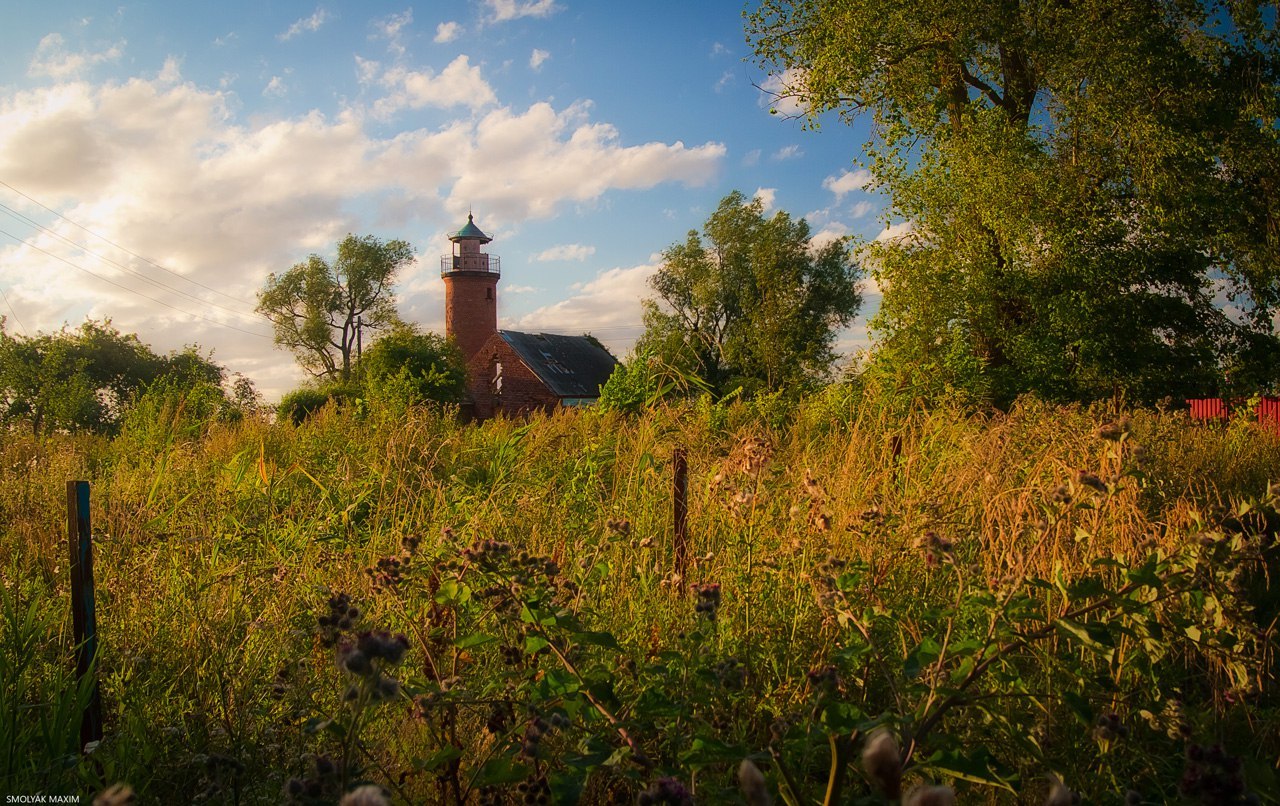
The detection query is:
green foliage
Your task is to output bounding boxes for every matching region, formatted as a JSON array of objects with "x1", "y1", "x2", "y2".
[
  {"x1": 277, "y1": 382, "x2": 362, "y2": 426},
  {"x1": 638, "y1": 191, "x2": 862, "y2": 397},
  {"x1": 257, "y1": 234, "x2": 415, "y2": 382},
  {"x1": 357, "y1": 324, "x2": 466, "y2": 409},
  {"x1": 748, "y1": 0, "x2": 1280, "y2": 406},
  {"x1": 0, "y1": 318, "x2": 237, "y2": 435},
  {"x1": 597, "y1": 347, "x2": 713, "y2": 414},
  {"x1": 2, "y1": 396, "x2": 1278, "y2": 802}
]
